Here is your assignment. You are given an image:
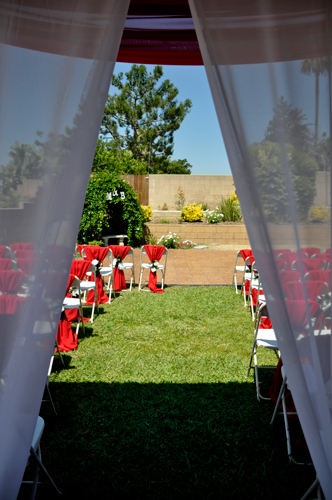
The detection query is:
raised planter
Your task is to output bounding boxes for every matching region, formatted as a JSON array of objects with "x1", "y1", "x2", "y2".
[{"x1": 146, "y1": 222, "x2": 250, "y2": 246}]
